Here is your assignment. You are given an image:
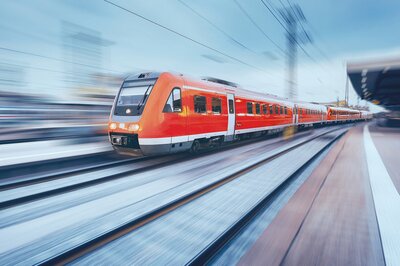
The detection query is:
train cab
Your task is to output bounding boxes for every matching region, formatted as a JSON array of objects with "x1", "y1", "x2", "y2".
[{"x1": 108, "y1": 72, "x2": 188, "y2": 155}]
